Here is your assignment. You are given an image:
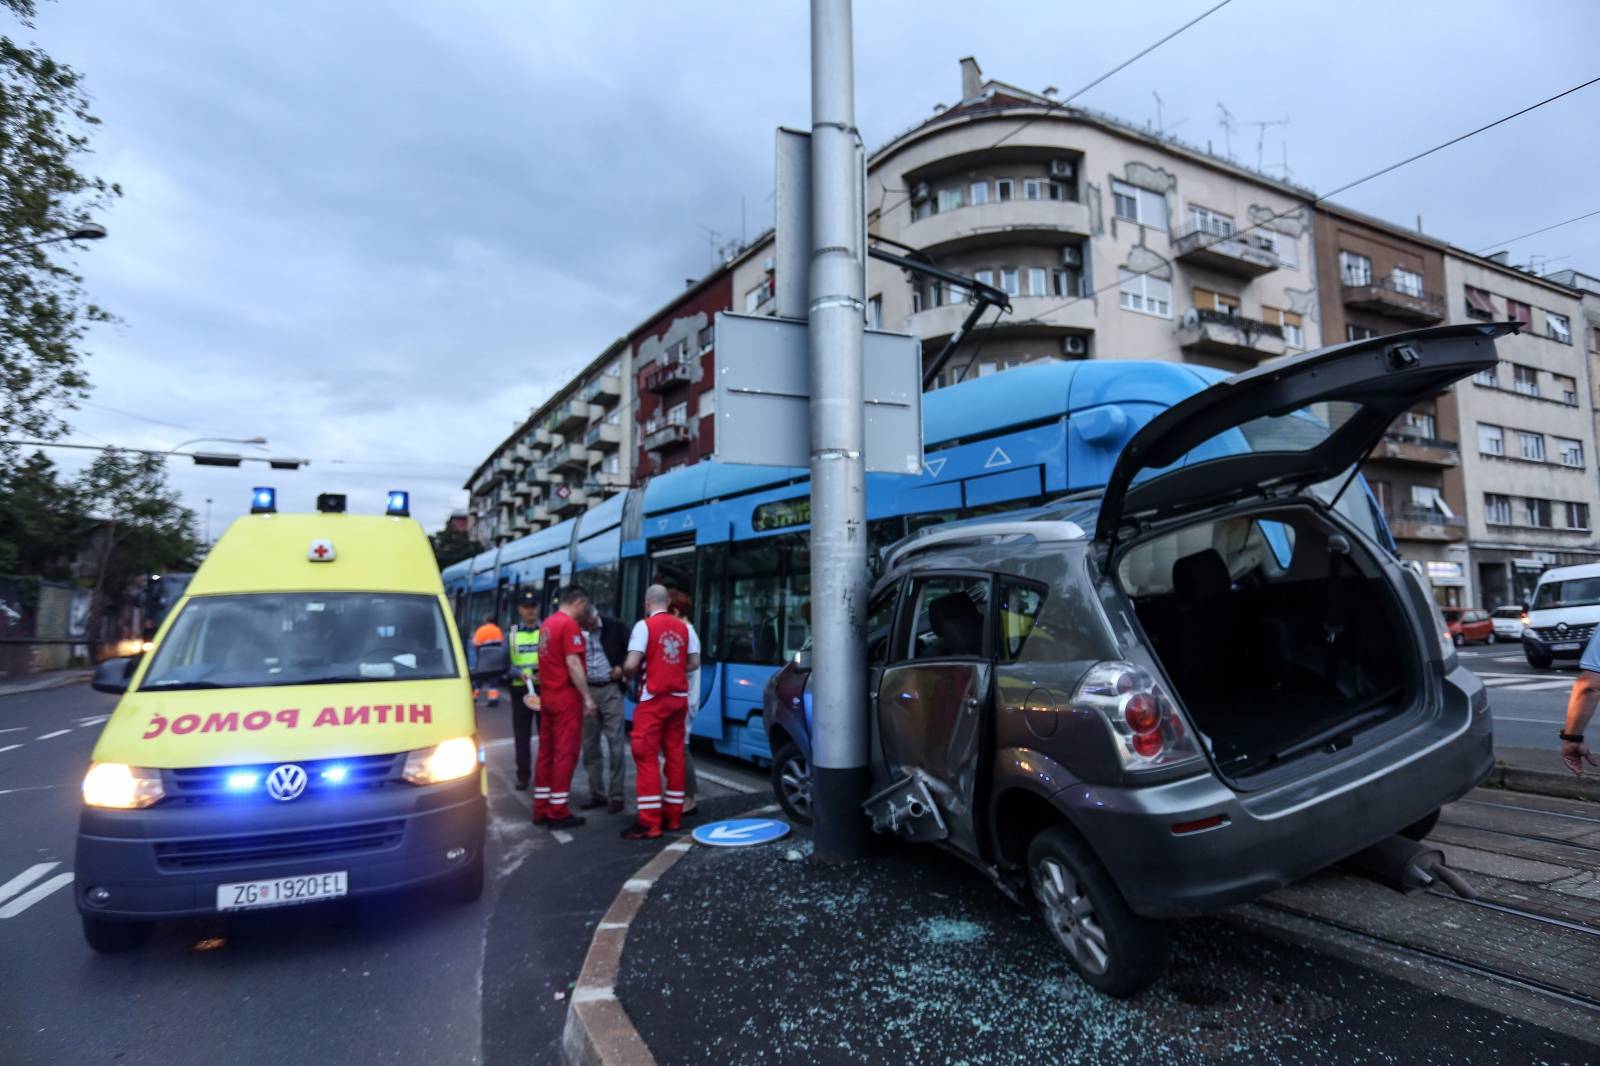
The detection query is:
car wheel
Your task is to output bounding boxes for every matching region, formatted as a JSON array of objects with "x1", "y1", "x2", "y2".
[
  {"x1": 770, "y1": 741, "x2": 813, "y2": 825},
  {"x1": 1452, "y1": 633, "x2": 1464, "y2": 647},
  {"x1": 1526, "y1": 649, "x2": 1553, "y2": 669},
  {"x1": 448, "y1": 851, "x2": 485, "y2": 904},
  {"x1": 1399, "y1": 809, "x2": 1441, "y2": 842},
  {"x1": 1027, "y1": 826, "x2": 1165, "y2": 997},
  {"x1": 1486, "y1": 631, "x2": 1496, "y2": 645},
  {"x1": 81, "y1": 915, "x2": 152, "y2": 953}
]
